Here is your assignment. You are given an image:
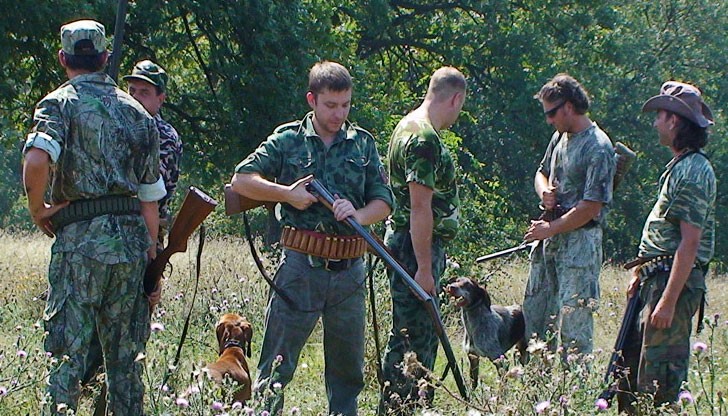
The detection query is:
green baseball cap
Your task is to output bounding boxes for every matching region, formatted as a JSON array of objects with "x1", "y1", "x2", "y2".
[
  {"x1": 123, "y1": 60, "x2": 168, "y2": 92},
  {"x1": 60, "y1": 20, "x2": 107, "y2": 56}
]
